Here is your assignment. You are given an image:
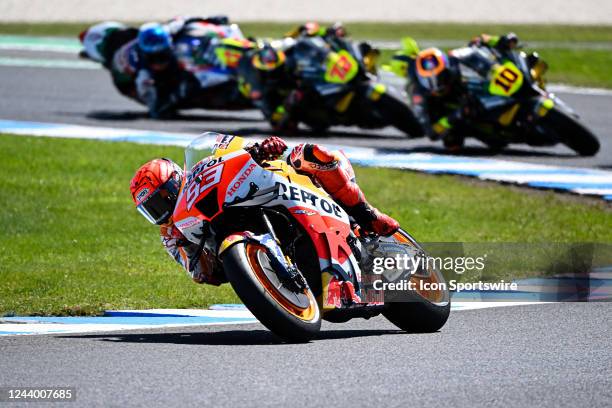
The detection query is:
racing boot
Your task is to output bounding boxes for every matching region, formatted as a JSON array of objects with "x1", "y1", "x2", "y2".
[{"x1": 288, "y1": 143, "x2": 399, "y2": 236}]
